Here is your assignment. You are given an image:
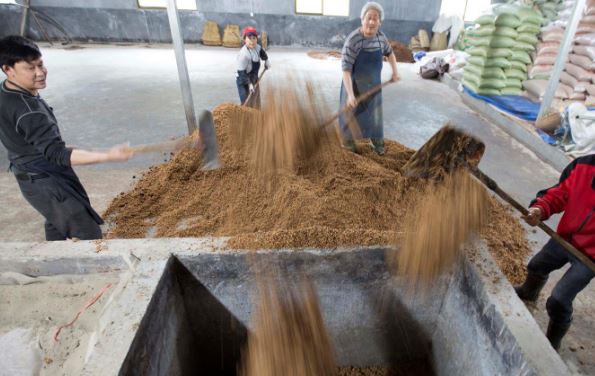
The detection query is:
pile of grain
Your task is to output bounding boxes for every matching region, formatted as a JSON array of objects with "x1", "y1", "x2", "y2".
[
  {"x1": 104, "y1": 95, "x2": 530, "y2": 283},
  {"x1": 389, "y1": 40, "x2": 414, "y2": 63},
  {"x1": 307, "y1": 50, "x2": 343, "y2": 60}
]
